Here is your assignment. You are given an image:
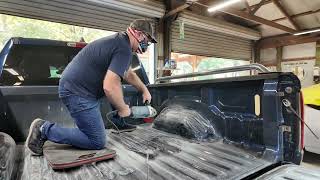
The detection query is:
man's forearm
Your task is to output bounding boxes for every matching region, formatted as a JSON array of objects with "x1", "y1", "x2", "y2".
[
  {"x1": 103, "y1": 70, "x2": 127, "y2": 111},
  {"x1": 104, "y1": 82, "x2": 127, "y2": 111},
  {"x1": 125, "y1": 70, "x2": 148, "y2": 93}
]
